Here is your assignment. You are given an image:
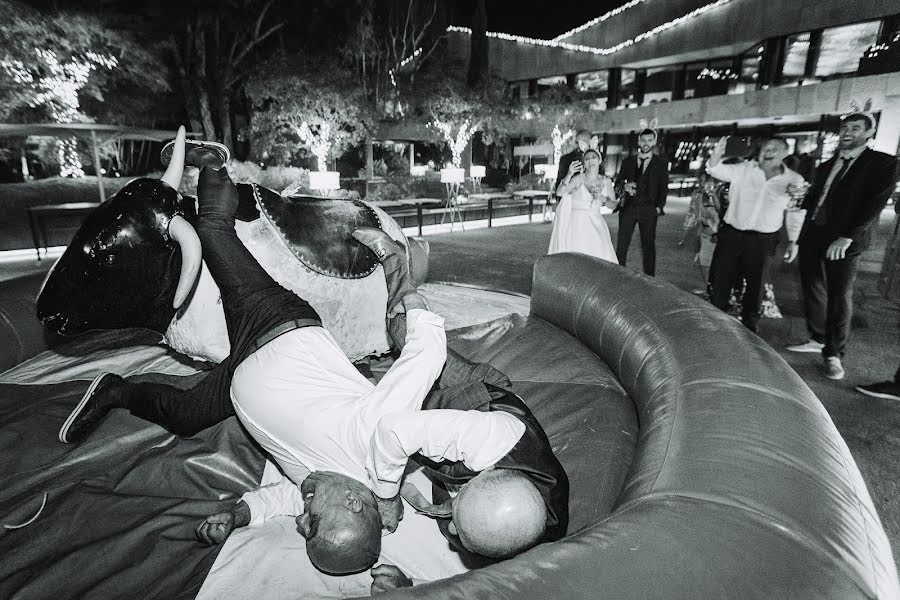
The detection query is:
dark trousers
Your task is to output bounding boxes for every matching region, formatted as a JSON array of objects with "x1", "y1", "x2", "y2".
[
  {"x1": 709, "y1": 223, "x2": 778, "y2": 332},
  {"x1": 798, "y1": 235, "x2": 861, "y2": 359},
  {"x1": 616, "y1": 206, "x2": 658, "y2": 276},
  {"x1": 122, "y1": 168, "x2": 317, "y2": 436}
]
